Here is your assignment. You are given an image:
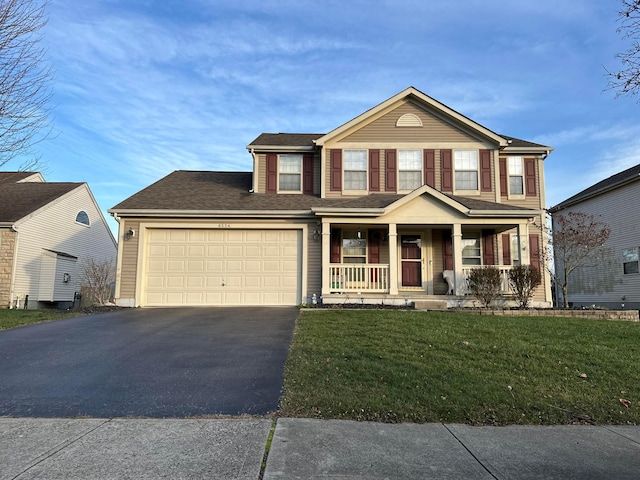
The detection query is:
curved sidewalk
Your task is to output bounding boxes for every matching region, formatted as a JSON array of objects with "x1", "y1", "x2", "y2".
[{"x1": 1, "y1": 418, "x2": 639, "y2": 479}]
